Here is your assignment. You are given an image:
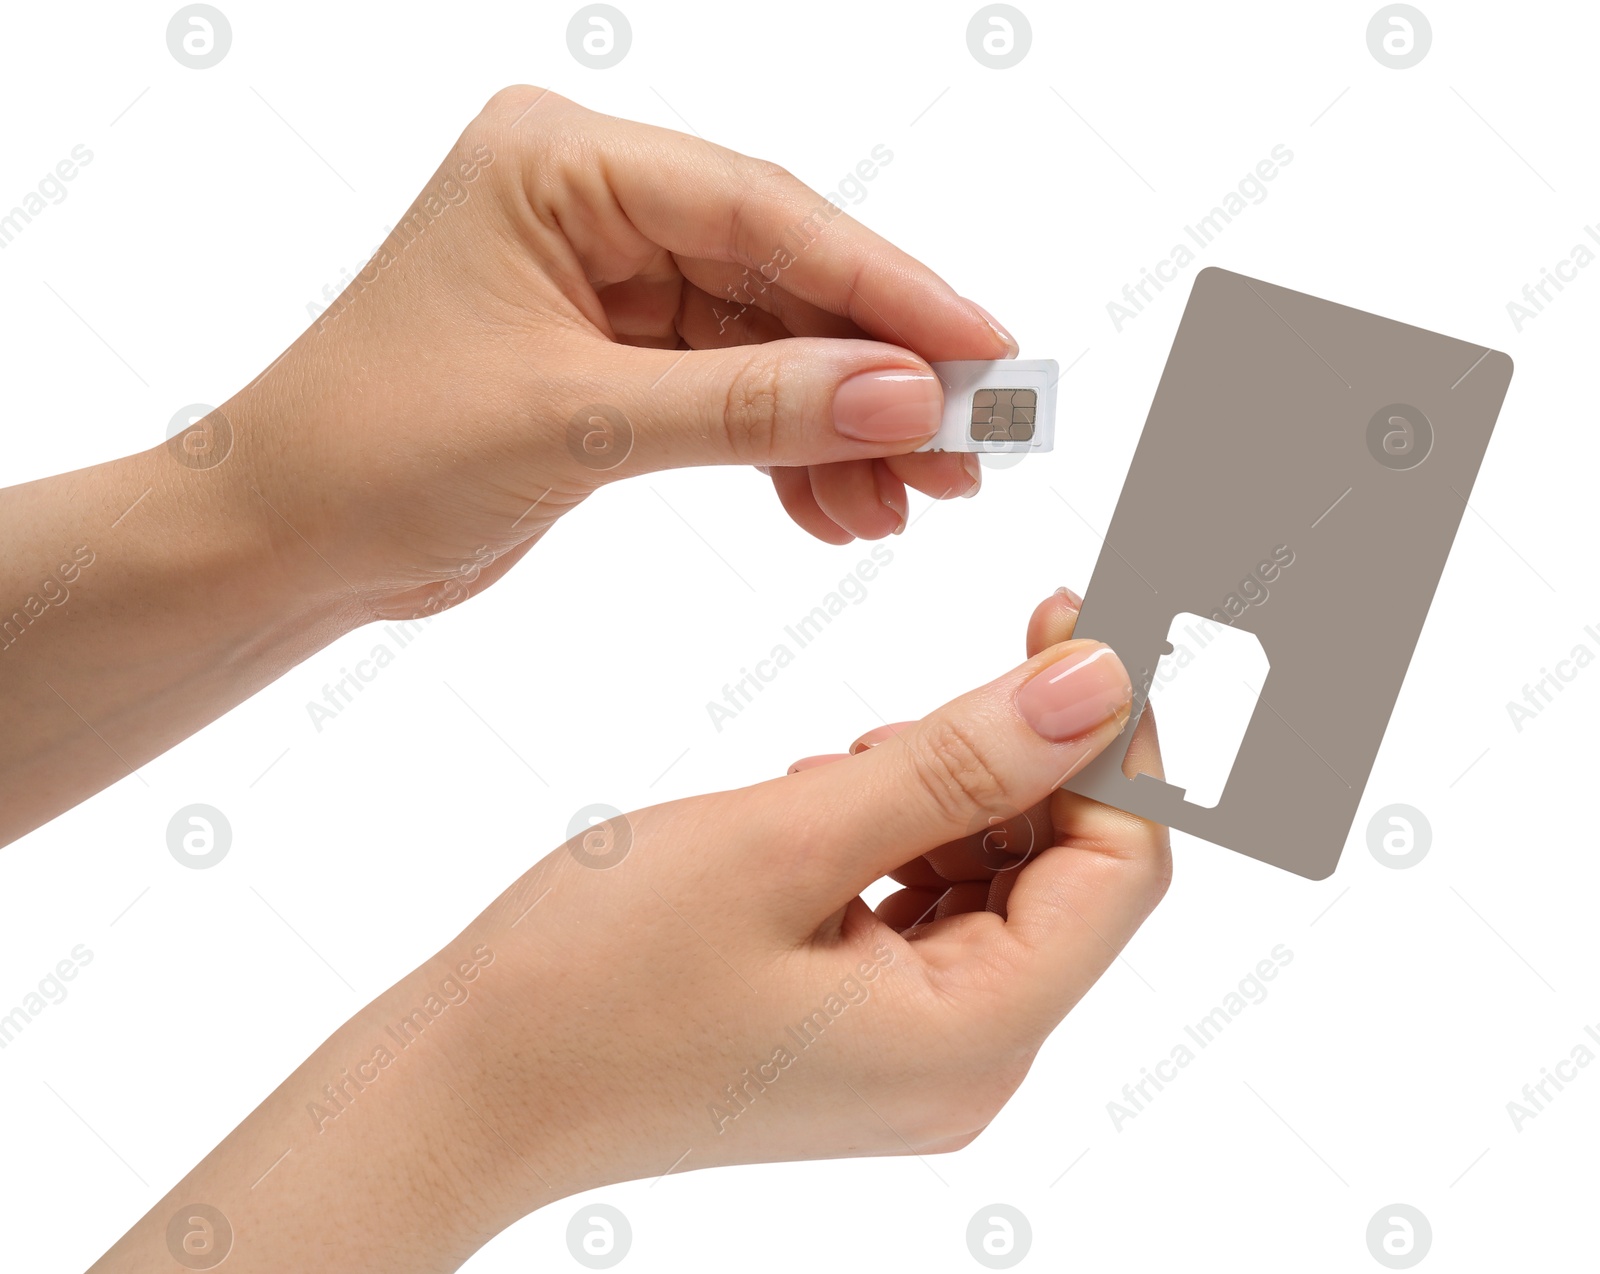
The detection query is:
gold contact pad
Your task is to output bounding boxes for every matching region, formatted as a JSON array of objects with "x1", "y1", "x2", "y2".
[{"x1": 969, "y1": 387, "x2": 1037, "y2": 442}]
